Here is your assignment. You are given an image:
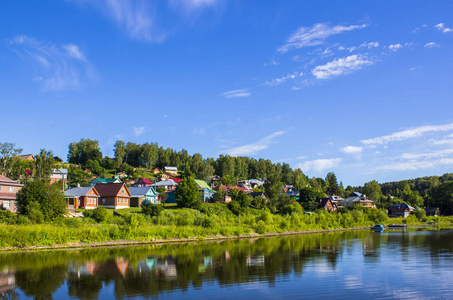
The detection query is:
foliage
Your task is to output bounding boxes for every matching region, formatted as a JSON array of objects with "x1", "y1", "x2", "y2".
[
  {"x1": 16, "y1": 180, "x2": 67, "y2": 221},
  {"x1": 428, "y1": 181, "x2": 453, "y2": 215},
  {"x1": 212, "y1": 190, "x2": 225, "y2": 203},
  {"x1": 228, "y1": 189, "x2": 251, "y2": 208},
  {"x1": 68, "y1": 166, "x2": 92, "y2": 187},
  {"x1": 362, "y1": 180, "x2": 382, "y2": 202},
  {"x1": 0, "y1": 142, "x2": 23, "y2": 179},
  {"x1": 89, "y1": 206, "x2": 109, "y2": 223},
  {"x1": 325, "y1": 172, "x2": 340, "y2": 196},
  {"x1": 33, "y1": 149, "x2": 55, "y2": 181},
  {"x1": 68, "y1": 139, "x2": 102, "y2": 166},
  {"x1": 175, "y1": 176, "x2": 202, "y2": 209},
  {"x1": 299, "y1": 187, "x2": 325, "y2": 211},
  {"x1": 141, "y1": 202, "x2": 164, "y2": 217}
]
